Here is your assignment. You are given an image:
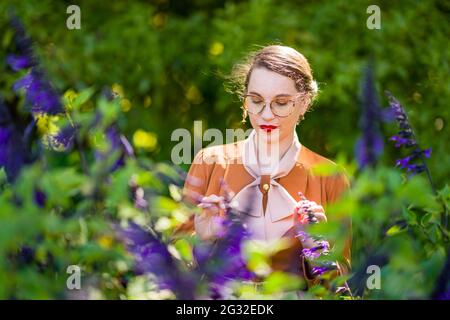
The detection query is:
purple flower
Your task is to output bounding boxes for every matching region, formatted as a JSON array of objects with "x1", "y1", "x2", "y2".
[
  {"x1": 53, "y1": 125, "x2": 77, "y2": 149},
  {"x1": 119, "y1": 222, "x2": 197, "y2": 299},
  {"x1": 0, "y1": 98, "x2": 29, "y2": 181},
  {"x1": 95, "y1": 125, "x2": 134, "y2": 172},
  {"x1": 6, "y1": 54, "x2": 34, "y2": 71},
  {"x1": 13, "y1": 69, "x2": 64, "y2": 115},
  {"x1": 355, "y1": 63, "x2": 385, "y2": 169},
  {"x1": 302, "y1": 240, "x2": 330, "y2": 260},
  {"x1": 437, "y1": 290, "x2": 450, "y2": 300},
  {"x1": 395, "y1": 156, "x2": 412, "y2": 168},
  {"x1": 194, "y1": 212, "x2": 254, "y2": 287},
  {"x1": 0, "y1": 125, "x2": 27, "y2": 182},
  {"x1": 302, "y1": 247, "x2": 322, "y2": 260},
  {"x1": 311, "y1": 266, "x2": 328, "y2": 276},
  {"x1": 311, "y1": 261, "x2": 338, "y2": 276},
  {"x1": 33, "y1": 188, "x2": 46, "y2": 208},
  {"x1": 386, "y1": 91, "x2": 435, "y2": 181},
  {"x1": 0, "y1": 127, "x2": 12, "y2": 167},
  {"x1": 7, "y1": 17, "x2": 36, "y2": 72},
  {"x1": 294, "y1": 229, "x2": 309, "y2": 243},
  {"x1": 7, "y1": 17, "x2": 63, "y2": 116},
  {"x1": 0, "y1": 95, "x2": 32, "y2": 181},
  {"x1": 12, "y1": 72, "x2": 33, "y2": 91},
  {"x1": 390, "y1": 135, "x2": 415, "y2": 148}
]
